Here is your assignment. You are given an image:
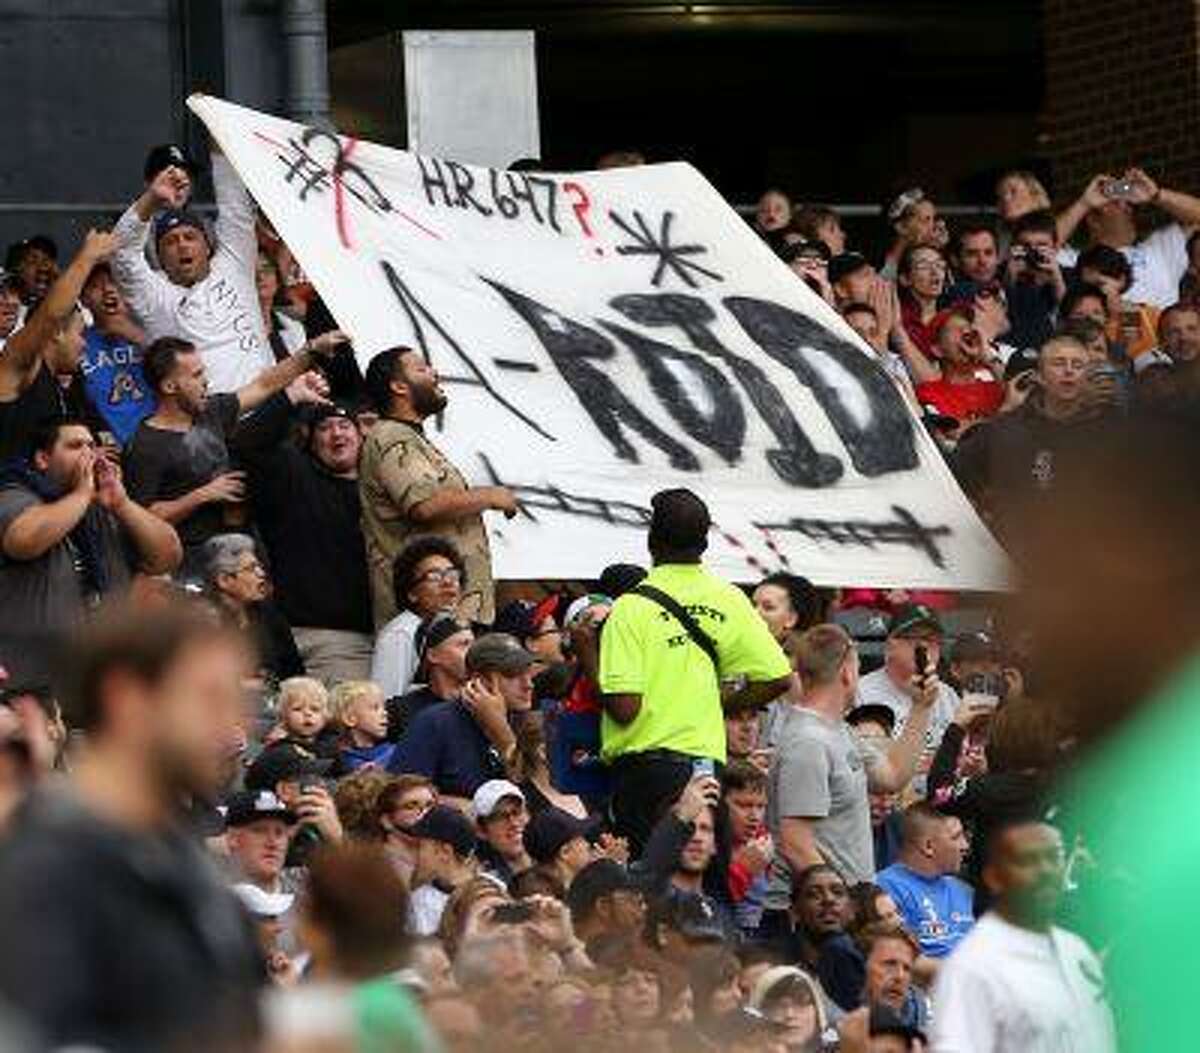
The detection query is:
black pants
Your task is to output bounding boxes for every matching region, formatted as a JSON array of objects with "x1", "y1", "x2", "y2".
[{"x1": 609, "y1": 752, "x2": 697, "y2": 859}]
